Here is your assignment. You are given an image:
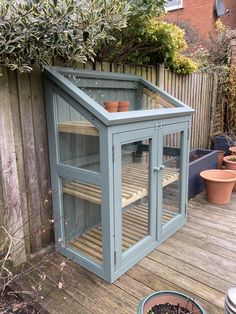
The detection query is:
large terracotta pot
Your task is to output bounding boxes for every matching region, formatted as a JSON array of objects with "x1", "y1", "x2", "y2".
[
  {"x1": 104, "y1": 101, "x2": 118, "y2": 112},
  {"x1": 229, "y1": 146, "x2": 236, "y2": 155},
  {"x1": 223, "y1": 155, "x2": 236, "y2": 170},
  {"x1": 137, "y1": 291, "x2": 205, "y2": 314},
  {"x1": 118, "y1": 101, "x2": 130, "y2": 112},
  {"x1": 200, "y1": 169, "x2": 236, "y2": 205},
  {"x1": 226, "y1": 170, "x2": 236, "y2": 192}
]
